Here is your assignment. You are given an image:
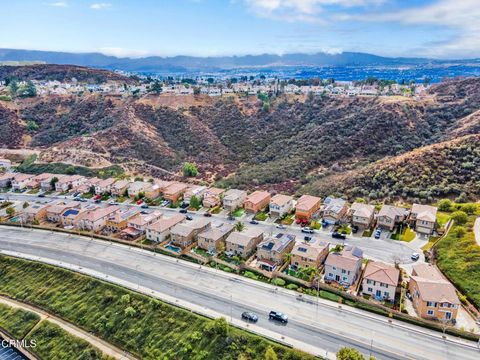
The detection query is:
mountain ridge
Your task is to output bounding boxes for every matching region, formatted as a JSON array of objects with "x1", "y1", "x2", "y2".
[{"x1": 1, "y1": 48, "x2": 479, "y2": 72}]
